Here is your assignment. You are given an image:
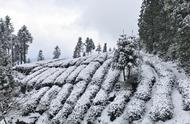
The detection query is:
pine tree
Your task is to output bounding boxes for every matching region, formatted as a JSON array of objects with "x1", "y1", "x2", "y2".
[
  {"x1": 89, "y1": 38, "x2": 95, "y2": 51},
  {"x1": 73, "y1": 37, "x2": 83, "y2": 58},
  {"x1": 12, "y1": 35, "x2": 20, "y2": 65},
  {"x1": 53, "y1": 45, "x2": 61, "y2": 59},
  {"x1": 37, "y1": 50, "x2": 44, "y2": 61},
  {"x1": 17, "y1": 25, "x2": 33, "y2": 64},
  {"x1": 85, "y1": 37, "x2": 95, "y2": 55},
  {"x1": 173, "y1": 0, "x2": 190, "y2": 72},
  {"x1": 138, "y1": 0, "x2": 163, "y2": 54},
  {"x1": 96, "y1": 44, "x2": 101, "y2": 54},
  {"x1": 103, "y1": 43, "x2": 107, "y2": 52},
  {"x1": 112, "y1": 34, "x2": 138, "y2": 81}
]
